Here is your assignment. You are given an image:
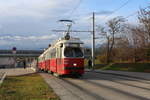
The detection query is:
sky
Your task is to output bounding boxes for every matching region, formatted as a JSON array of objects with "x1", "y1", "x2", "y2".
[{"x1": 0, "y1": 0, "x2": 149, "y2": 50}]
